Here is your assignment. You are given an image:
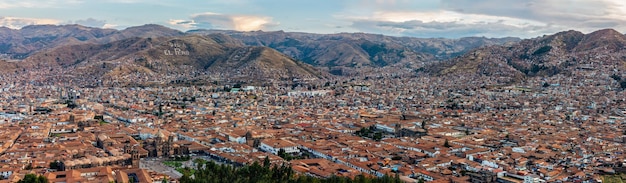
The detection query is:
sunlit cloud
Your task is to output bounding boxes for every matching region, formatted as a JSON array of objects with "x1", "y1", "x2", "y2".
[
  {"x1": 0, "y1": 0, "x2": 82, "y2": 9},
  {"x1": 168, "y1": 12, "x2": 279, "y2": 31},
  {"x1": 335, "y1": 0, "x2": 626, "y2": 37},
  {"x1": 0, "y1": 16, "x2": 61, "y2": 29}
]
